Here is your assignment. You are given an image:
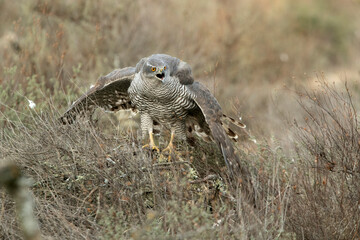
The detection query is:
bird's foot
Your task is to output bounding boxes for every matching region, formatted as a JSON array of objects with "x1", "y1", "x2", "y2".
[
  {"x1": 142, "y1": 132, "x2": 160, "y2": 153},
  {"x1": 161, "y1": 142, "x2": 179, "y2": 161},
  {"x1": 142, "y1": 143, "x2": 160, "y2": 153}
]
